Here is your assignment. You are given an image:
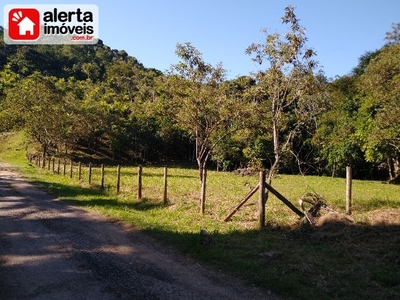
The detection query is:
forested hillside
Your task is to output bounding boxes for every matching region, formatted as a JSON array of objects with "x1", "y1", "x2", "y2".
[{"x1": 0, "y1": 16, "x2": 399, "y2": 181}]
